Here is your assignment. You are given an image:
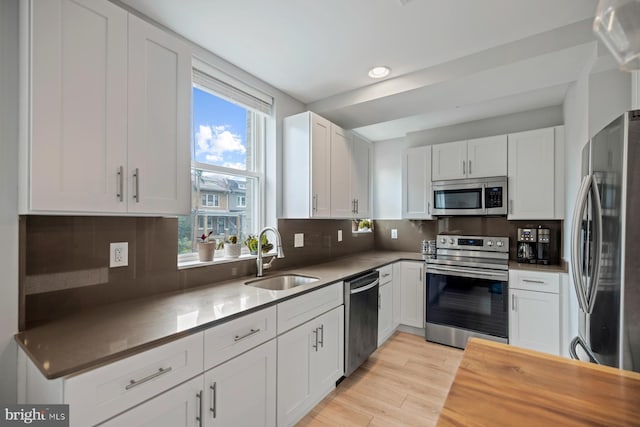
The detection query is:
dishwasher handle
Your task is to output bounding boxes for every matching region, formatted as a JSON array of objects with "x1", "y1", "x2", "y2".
[{"x1": 350, "y1": 279, "x2": 379, "y2": 295}]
